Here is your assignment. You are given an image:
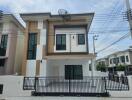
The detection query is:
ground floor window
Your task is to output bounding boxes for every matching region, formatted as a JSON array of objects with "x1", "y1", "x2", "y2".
[
  {"x1": 65, "y1": 65, "x2": 83, "y2": 80},
  {"x1": 0, "y1": 59, "x2": 5, "y2": 66}
]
